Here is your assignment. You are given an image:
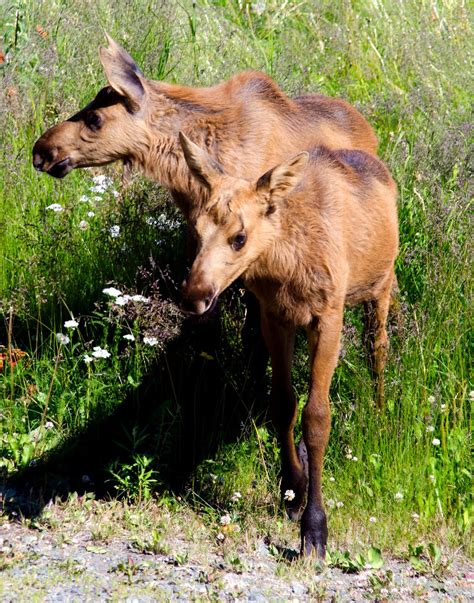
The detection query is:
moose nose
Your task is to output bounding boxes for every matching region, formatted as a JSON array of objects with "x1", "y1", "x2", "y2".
[{"x1": 181, "y1": 281, "x2": 217, "y2": 316}]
